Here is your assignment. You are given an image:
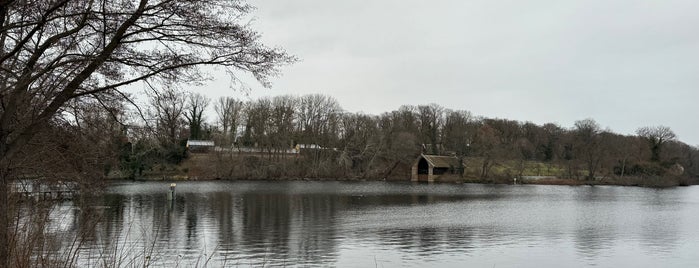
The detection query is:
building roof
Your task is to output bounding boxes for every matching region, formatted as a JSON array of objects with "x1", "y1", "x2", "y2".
[
  {"x1": 420, "y1": 154, "x2": 462, "y2": 168},
  {"x1": 186, "y1": 140, "x2": 215, "y2": 147}
]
